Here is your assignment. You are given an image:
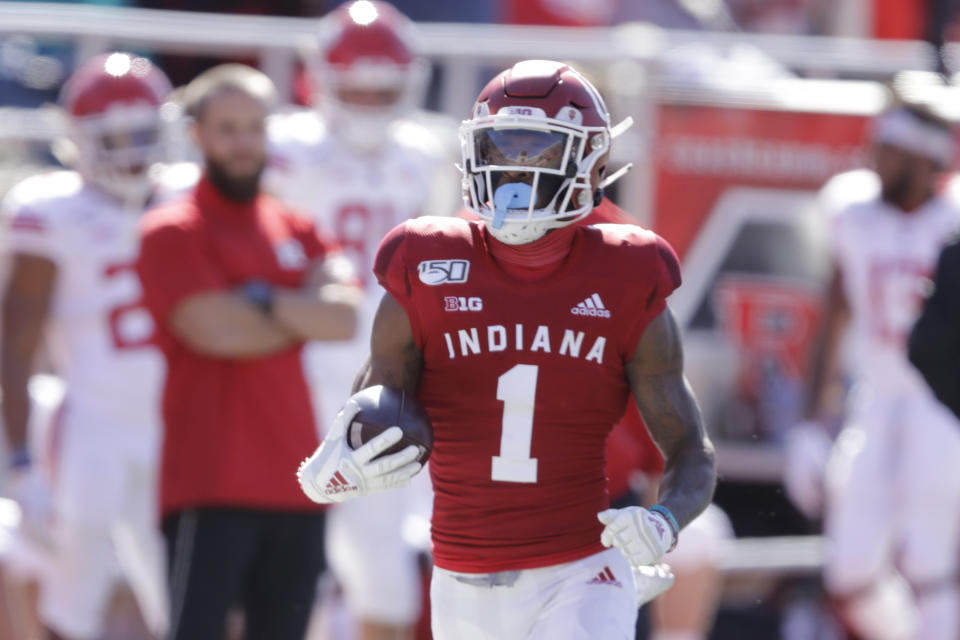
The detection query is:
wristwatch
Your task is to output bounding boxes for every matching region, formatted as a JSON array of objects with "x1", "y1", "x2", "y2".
[
  {"x1": 8, "y1": 446, "x2": 31, "y2": 470},
  {"x1": 242, "y1": 279, "x2": 275, "y2": 315}
]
